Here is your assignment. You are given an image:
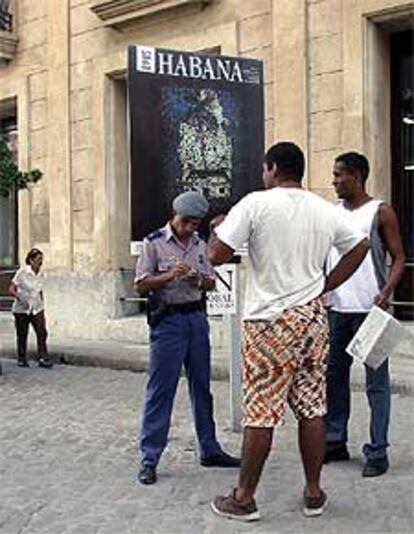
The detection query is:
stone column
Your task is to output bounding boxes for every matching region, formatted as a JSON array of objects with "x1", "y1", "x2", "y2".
[
  {"x1": 46, "y1": 0, "x2": 72, "y2": 269},
  {"x1": 17, "y1": 77, "x2": 31, "y2": 259},
  {"x1": 271, "y1": 0, "x2": 309, "y2": 181}
]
